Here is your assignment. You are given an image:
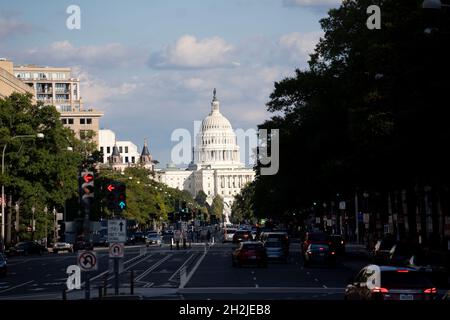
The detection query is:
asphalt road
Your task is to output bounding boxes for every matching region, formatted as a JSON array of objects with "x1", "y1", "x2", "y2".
[{"x1": 0, "y1": 241, "x2": 372, "y2": 300}]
